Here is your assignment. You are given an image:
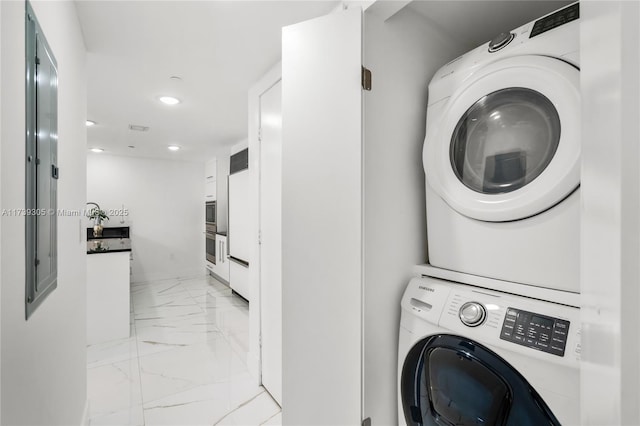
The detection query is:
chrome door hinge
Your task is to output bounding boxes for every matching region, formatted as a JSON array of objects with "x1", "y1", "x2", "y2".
[
  {"x1": 362, "y1": 417, "x2": 371, "y2": 426},
  {"x1": 361, "y1": 66, "x2": 372, "y2": 91}
]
